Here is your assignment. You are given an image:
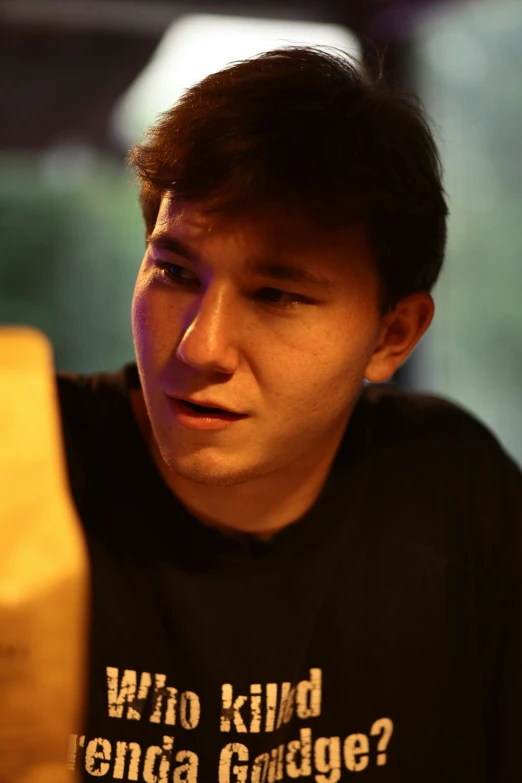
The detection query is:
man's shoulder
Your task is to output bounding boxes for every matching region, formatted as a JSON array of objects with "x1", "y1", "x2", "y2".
[
  {"x1": 54, "y1": 363, "x2": 139, "y2": 507},
  {"x1": 364, "y1": 381, "x2": 497, "y2": 439},
  {"x1": 54, "y1": 363, "x2": 136, "y2": 455},
  {"x1": 54, "y1": 363, "x2": 128, "y2": 394},
  {"x1": 360, "y1": 384, "x2": 521, "y2": 549},
  {"x1": 360, "y1": 382, "x2": 518, "y2": 471},
  {"x1": 54, "y1": 363, "x2": 134, "y2": 421}
]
